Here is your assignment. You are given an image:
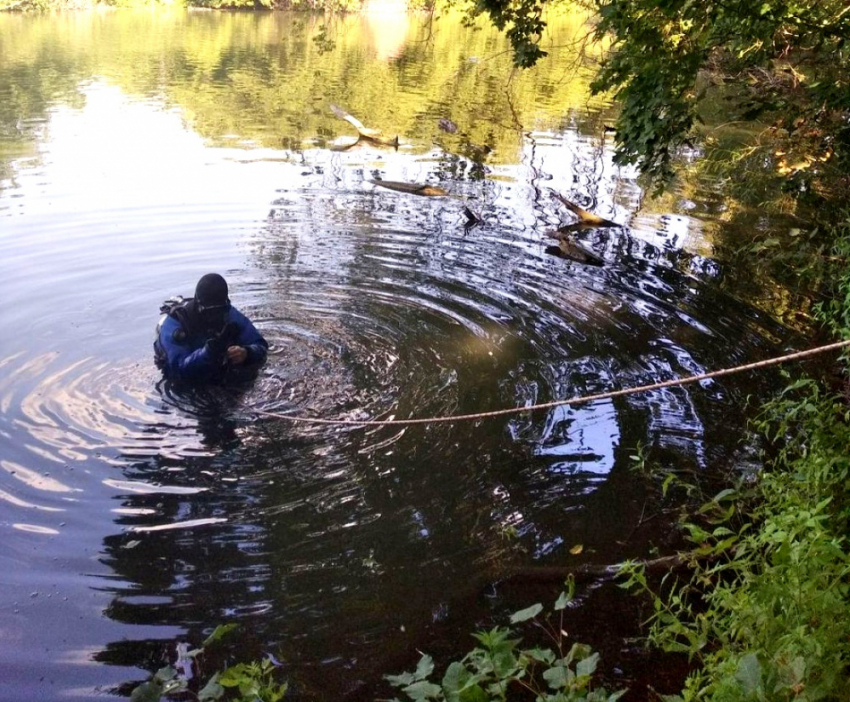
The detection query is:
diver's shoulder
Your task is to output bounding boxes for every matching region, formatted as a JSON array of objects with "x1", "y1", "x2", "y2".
[
  {"x1": 227, "y1": 306, "x2": 251, "y2": 322},
  {"x1": 160, "y1": 314, "x2": 182, "y2": 332}
]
